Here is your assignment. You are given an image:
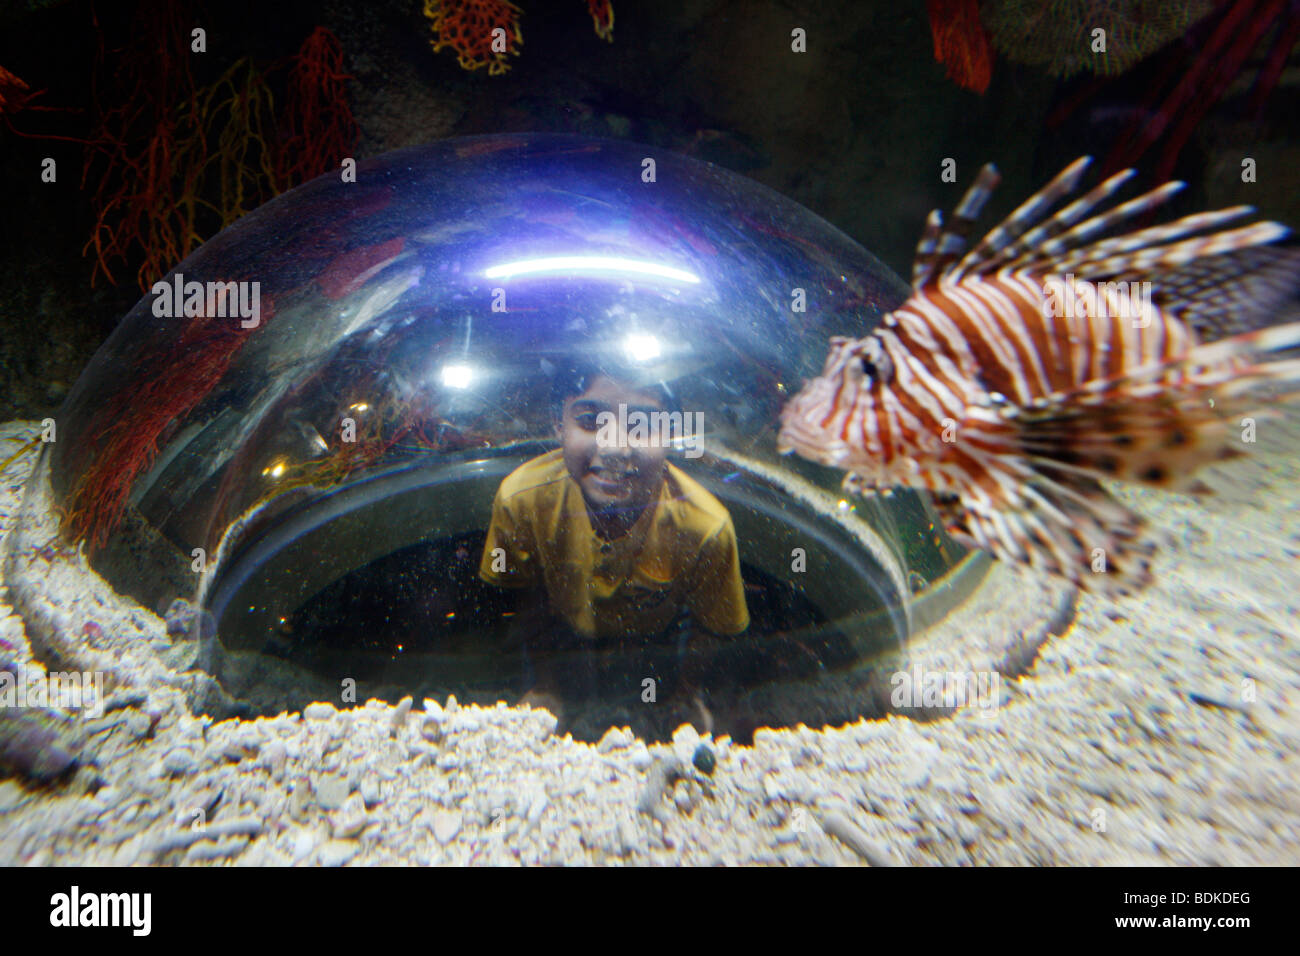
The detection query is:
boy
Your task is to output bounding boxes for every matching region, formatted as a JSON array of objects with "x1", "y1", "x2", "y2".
[{"x1": 479, "y1": 362, "x2": 749, "y2": 727}]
